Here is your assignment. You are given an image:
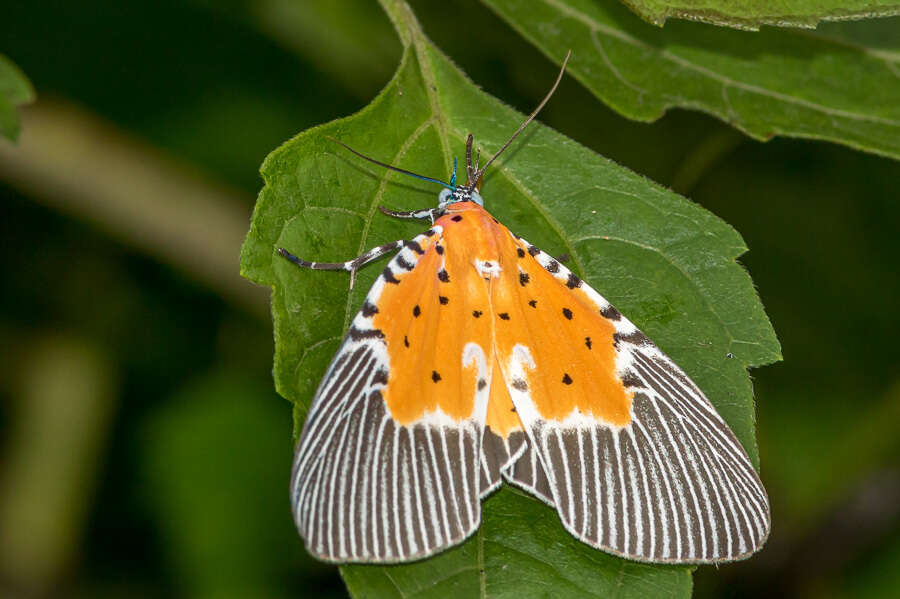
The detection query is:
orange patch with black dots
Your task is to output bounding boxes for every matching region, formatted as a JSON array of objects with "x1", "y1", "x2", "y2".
[
  {"x1": 428, "y1": 202, "x2": 633, "y2": 428},
  {"x1": 370, "y1": 204, "x2": 499, "y2": 425},
  {"x1": 490, "y1": 231, "x2": 633, "y2": 427}
]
